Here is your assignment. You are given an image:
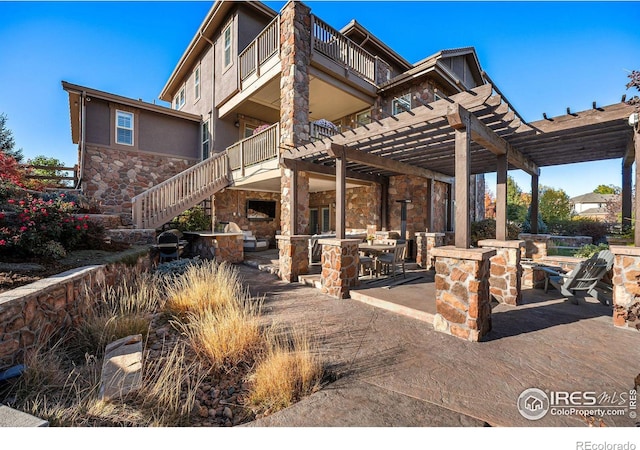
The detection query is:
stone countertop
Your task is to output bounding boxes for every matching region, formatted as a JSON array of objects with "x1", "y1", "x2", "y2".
[{"x1": 182, "y1": 231, "x2": 243, "y2": 237}]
